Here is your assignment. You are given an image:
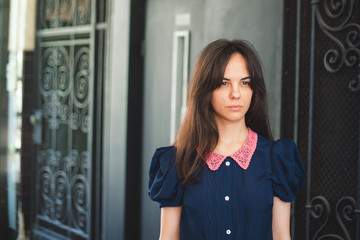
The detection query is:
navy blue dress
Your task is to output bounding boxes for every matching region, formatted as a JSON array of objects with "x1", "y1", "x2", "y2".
[{"x1": 148, "y1": 131, "x2": 305, "y2": 240}]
